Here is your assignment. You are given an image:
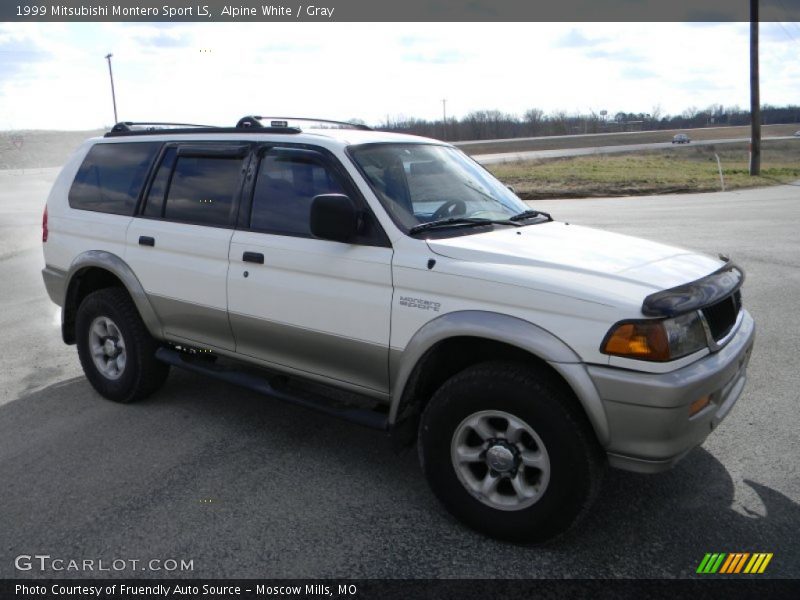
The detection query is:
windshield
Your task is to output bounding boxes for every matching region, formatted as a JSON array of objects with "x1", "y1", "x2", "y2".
[{"x1": 348, "y1": 143, "x2": 531, "y2": 235}]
